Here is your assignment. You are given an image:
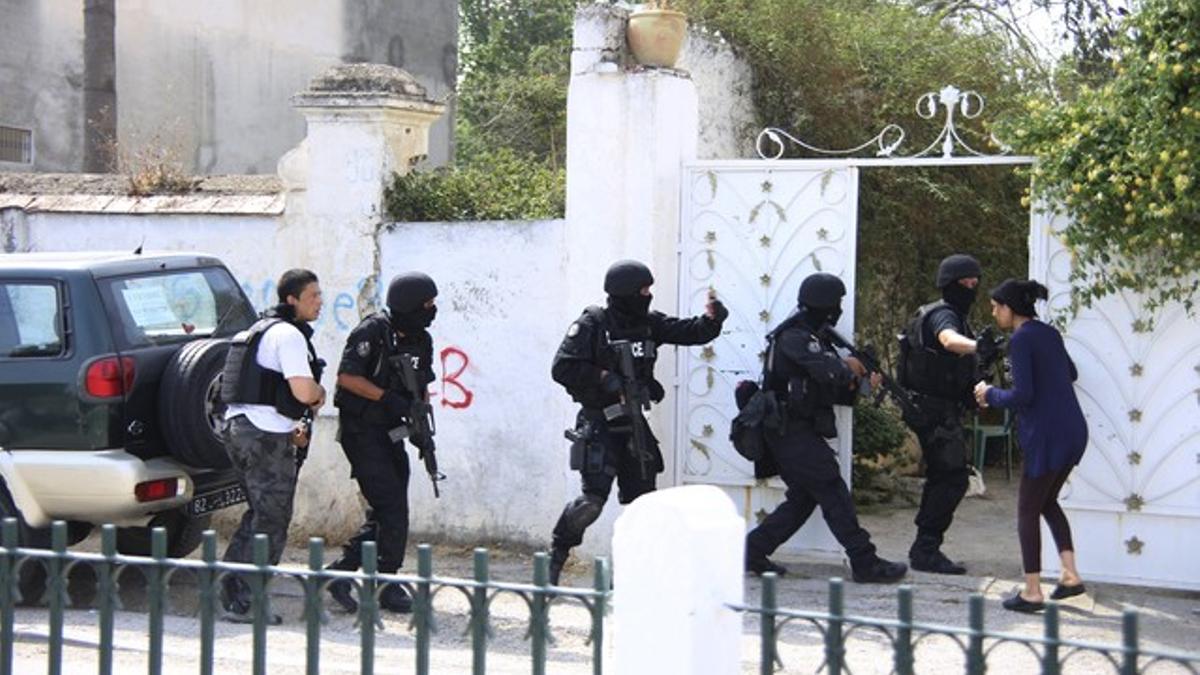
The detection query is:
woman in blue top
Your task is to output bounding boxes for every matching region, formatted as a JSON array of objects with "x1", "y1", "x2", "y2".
[{"x1": 974, "y1": 279, "x2": 1088, "y2": 613}]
